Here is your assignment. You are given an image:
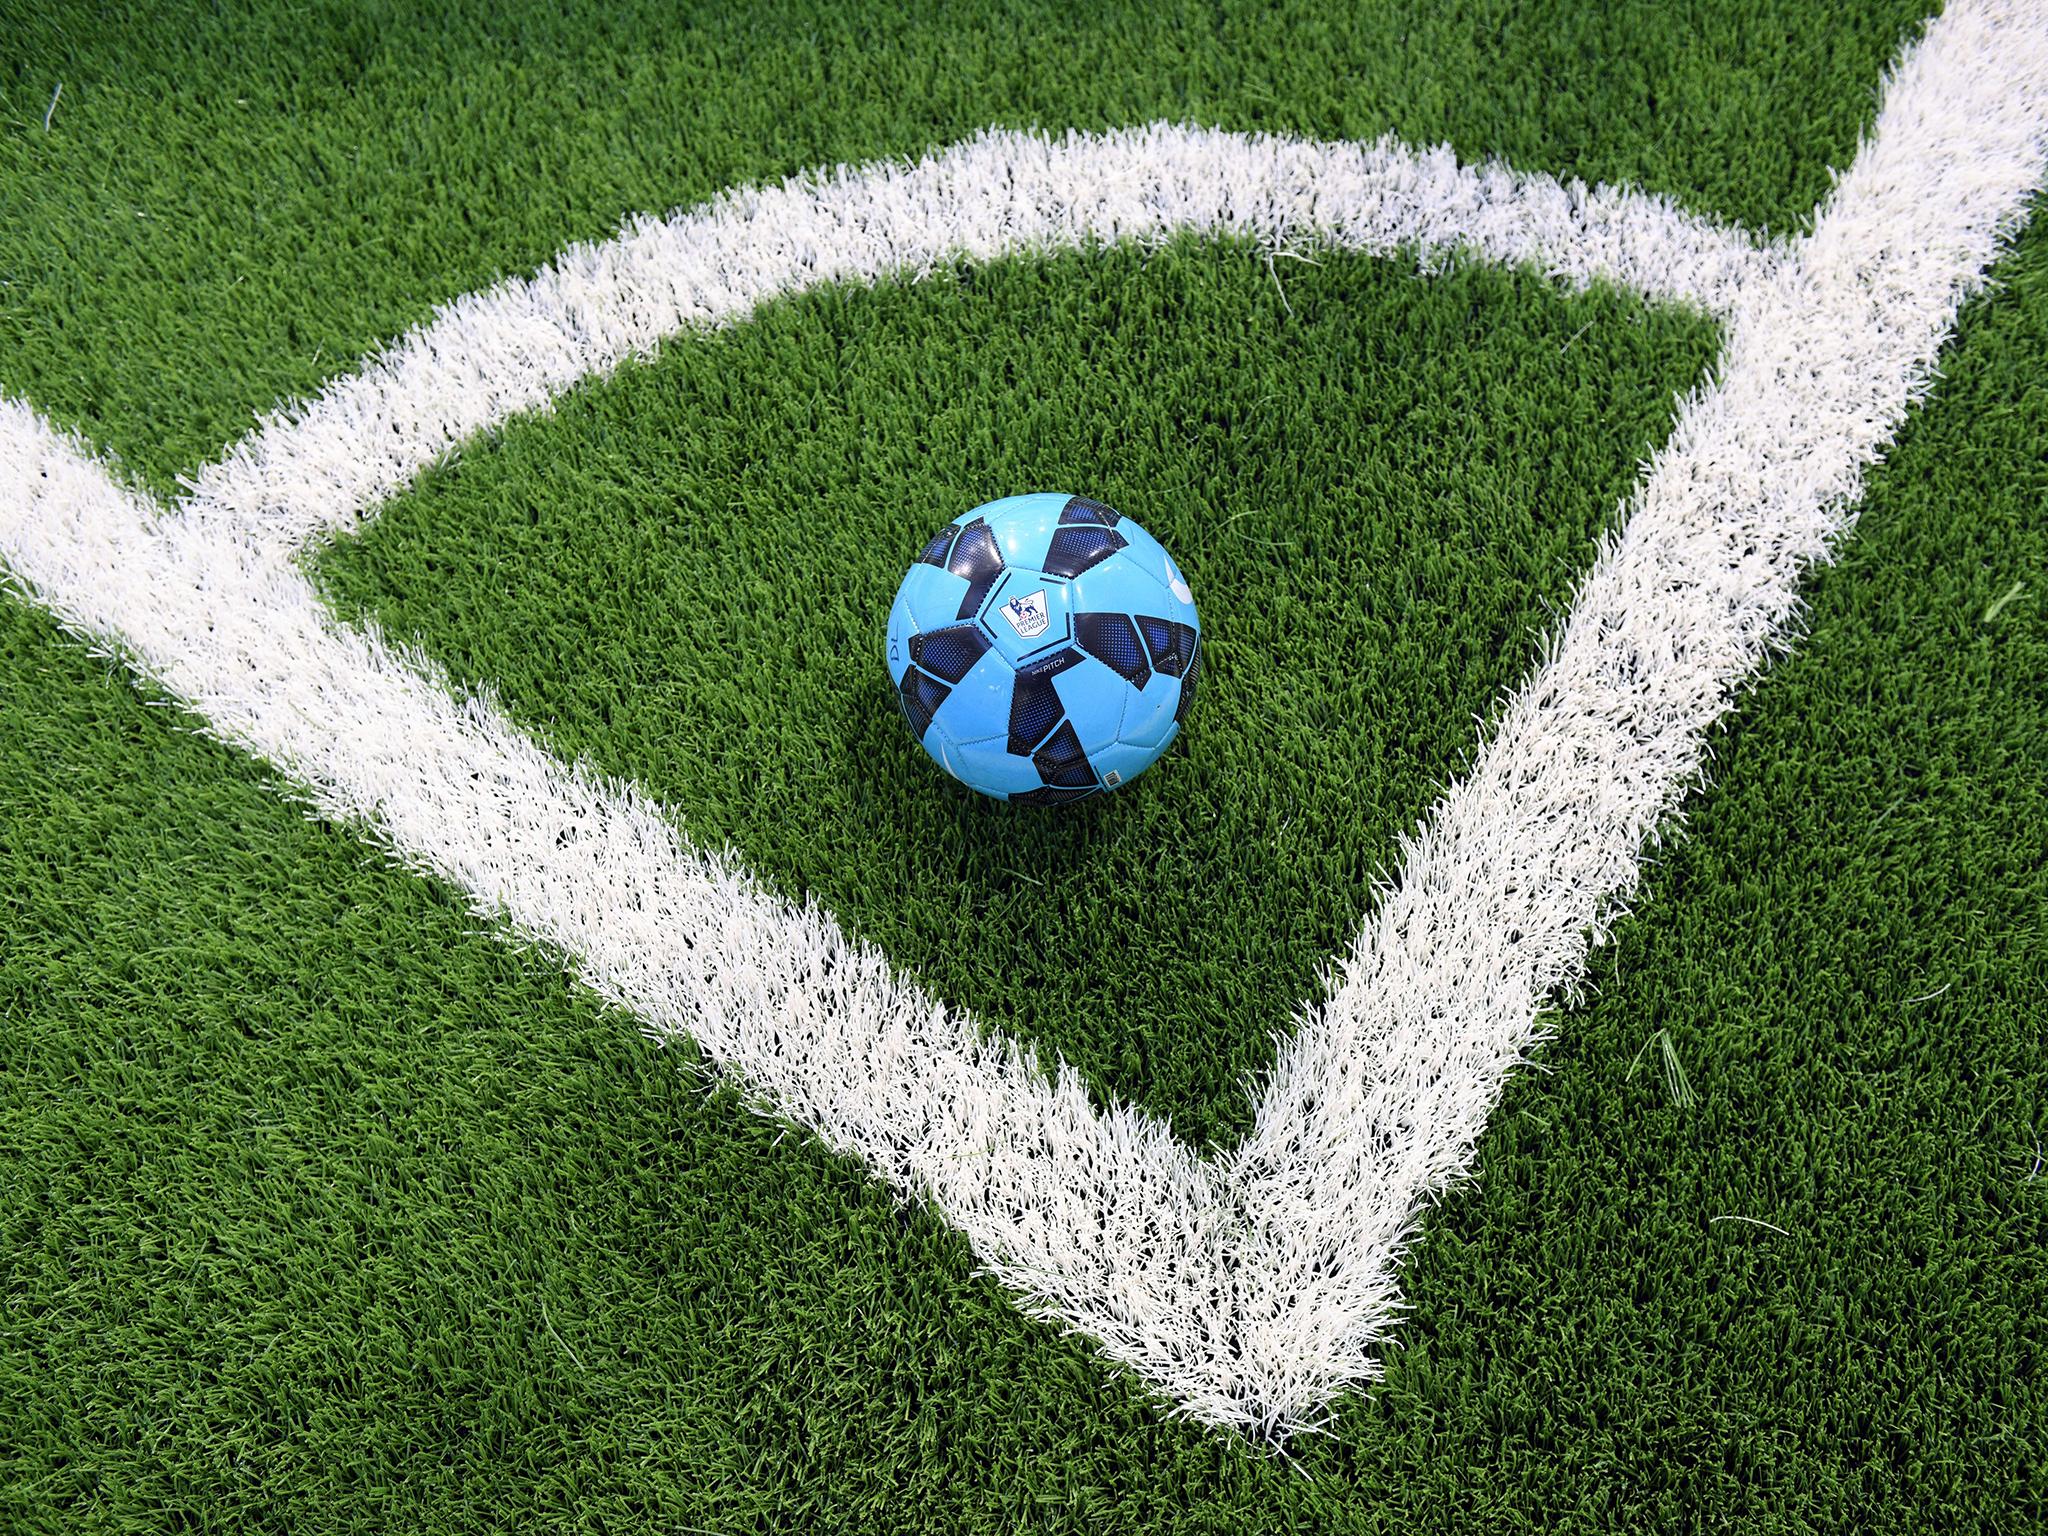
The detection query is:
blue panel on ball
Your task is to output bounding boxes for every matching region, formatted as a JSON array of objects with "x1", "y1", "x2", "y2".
[
  {"x1": 1065, "y1": 554, "x2": 1169, "y2": 626},
  {"x1": 894, "y1": 559, "x2": 972, "y2": 636},
  {"x1": 938, "y1": 728, "x2": 1054, "y2": 798},
  {"x1": 971, "y1": 491, "x2": 1070, "y2": 570},
  {"x1": 1054, "y1": 652, "x2": 1132, "y2": 762},
  {"x1": 1117, "y1": 672, "x2": 1184, "y2": 752},
  {"x1": 931, "y1": 644, "x2": 1016, "y2": 747},
  {"x1": 1109, "y1": 514, "x2": 1175, "y2": 584},
  {"x1": 884, "y1": 583, "x2": 914, "y2": 681}
]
